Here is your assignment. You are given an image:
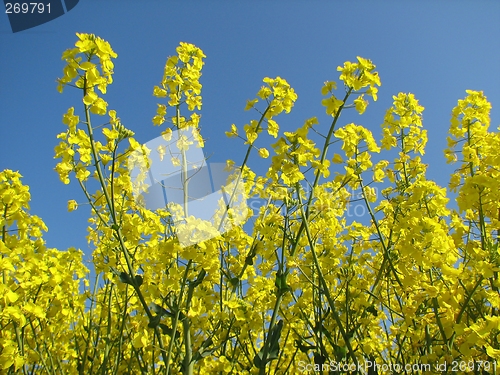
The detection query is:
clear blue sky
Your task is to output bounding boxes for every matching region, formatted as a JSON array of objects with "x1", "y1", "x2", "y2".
[{"x1": 1, "y1": 1, "x2": 499, "y2": 264}]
